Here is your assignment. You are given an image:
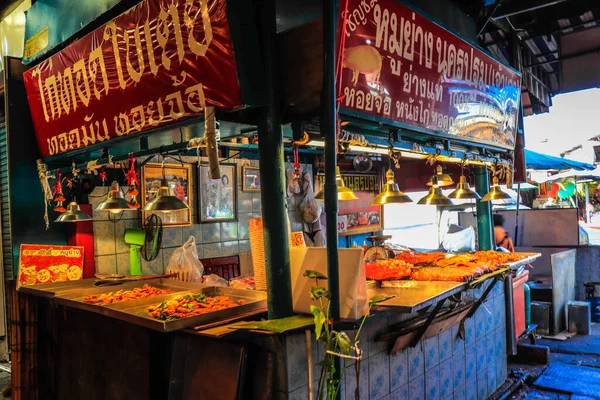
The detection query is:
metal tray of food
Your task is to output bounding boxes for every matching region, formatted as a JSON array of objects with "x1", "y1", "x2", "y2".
[
  {"x1": 102, "y1": 286, "x2": 267, "y2": 332},
  {"x1": 20, "y1": 278, "x2": 201, "y2": 299},
  {"x1": 18, "y1": 279, "x2": 94, "y2": 298},
  {"x1": 502, "y1": 252, "x2": 541, "y2": 269},
  {"x1": 53, "y1": 279, "x2": 208, "y2": 314}
]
